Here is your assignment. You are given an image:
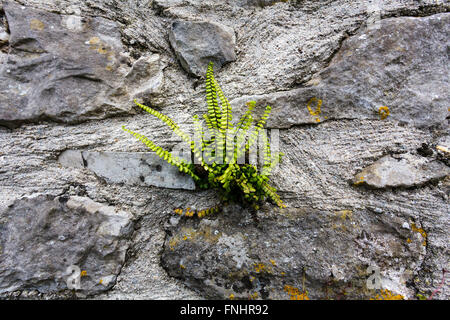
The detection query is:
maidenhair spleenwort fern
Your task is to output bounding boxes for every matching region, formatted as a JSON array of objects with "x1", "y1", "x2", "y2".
[{"x1": 122, "y1": 62, "x2": 285, "y2": 218}]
